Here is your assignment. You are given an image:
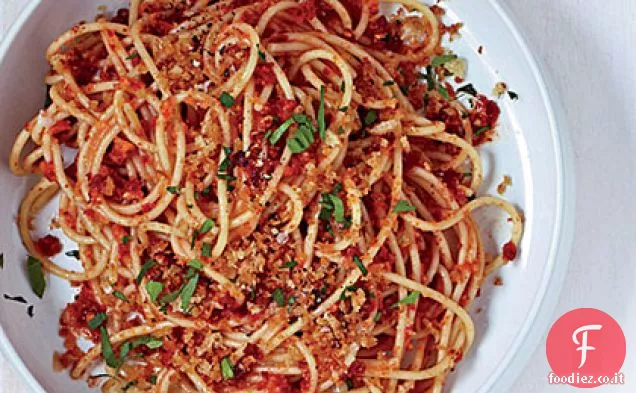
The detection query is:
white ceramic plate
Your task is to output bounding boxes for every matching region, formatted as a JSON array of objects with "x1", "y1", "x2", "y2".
[{"x1": 0, "y1": 1, "x2": 575, "y2": 392}]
